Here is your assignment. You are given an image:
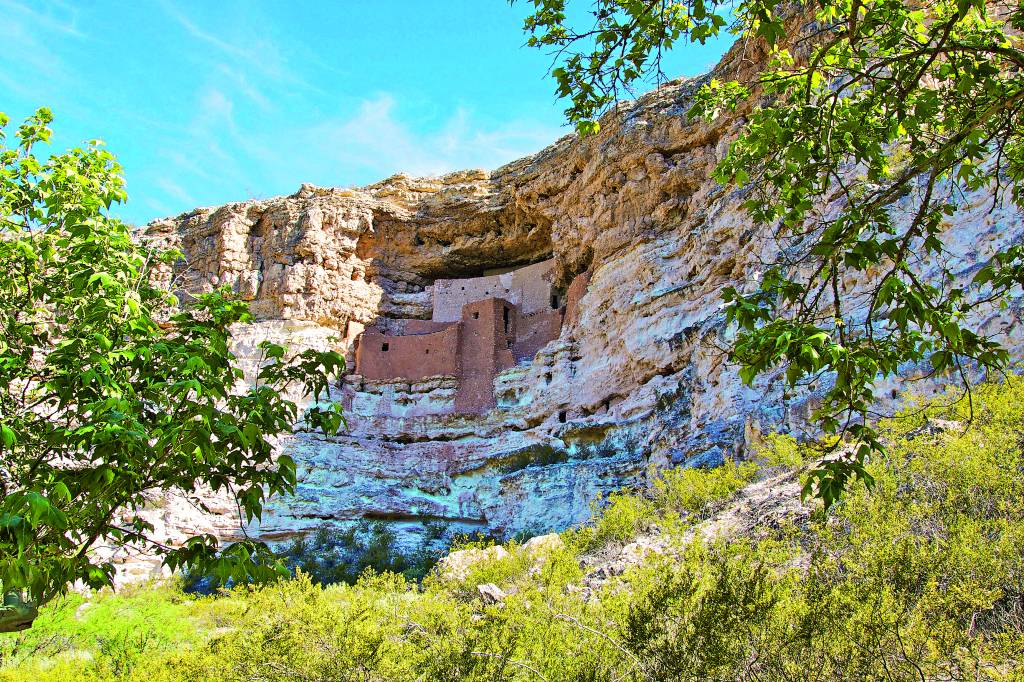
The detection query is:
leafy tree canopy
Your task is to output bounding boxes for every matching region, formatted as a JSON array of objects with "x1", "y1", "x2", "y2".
[
  {"x1": 520, "y1": 0, "x2": 1024, "y2": 505},
  {"x1": 0, "y1": 109, "x2": 345, "y2": 628}
]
